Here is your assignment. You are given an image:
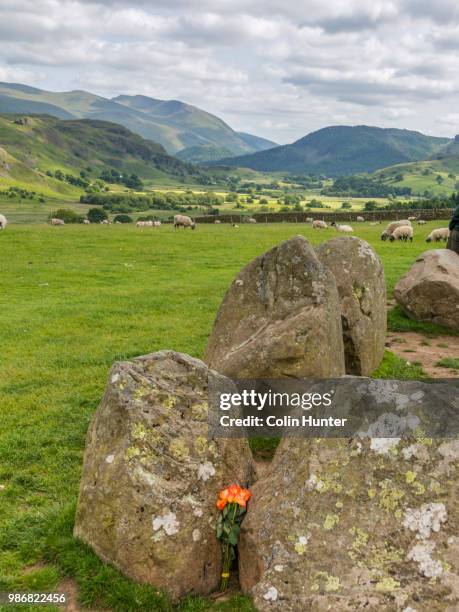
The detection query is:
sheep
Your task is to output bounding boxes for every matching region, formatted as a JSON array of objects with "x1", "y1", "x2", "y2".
[
  {"x1": 100, "y1": 219, "x2": 109, "y2": 225},
  {"x1": 312, "y1": 220, "x2": 327, "y2": 229},
  {"x1": 386, "y1": 220, "x2": 412, "y2": 233},
  {"x1": 232, "y1": 223, "x2": 239, "y2": 228},
  {"x1": 426, "y1": 228, "x2": 450, "y2": 243},
  {"x1": 306, "y1": 217, "x2": 314, "y2": 224},
  {"x1": 0, "y1": 214, "x2": 7, "y2": 230},
  {"x1": 83, "y1": 219, "x2": 90, "y2": 225},
  {"x1": 153, "y1": 221, "x2": 161, "y2": 227},
  {"x1": 248, "y1": 218, "x2": 257, "y2": 224},
  {"x1": 214, "y1": 220, "x2": 221, "y2": 224},
  {"x1": 380, "y1": 229, "x2": 391, "y2": 241},
  {"x1": 51, "y1": 218, "x2": 65, "y2": 226},
  {"x1": 390, "y1": 225, "x2": 413, "y2": 242},
  {"x1": 331, "y1": 221, "x2": 354, "y2": 232},
  {"x1": 408, "y1": 216, "x2": 417, "y2": 221},
  {"x1": 417, "y1": 219, "x2": 426, "y2": 225},
  {"x1": 174, "y1": 214, "x2": 196, "y2": 229},
  {"x1": 356, "y1": 216, "x2": 365, "y2": 222}
]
